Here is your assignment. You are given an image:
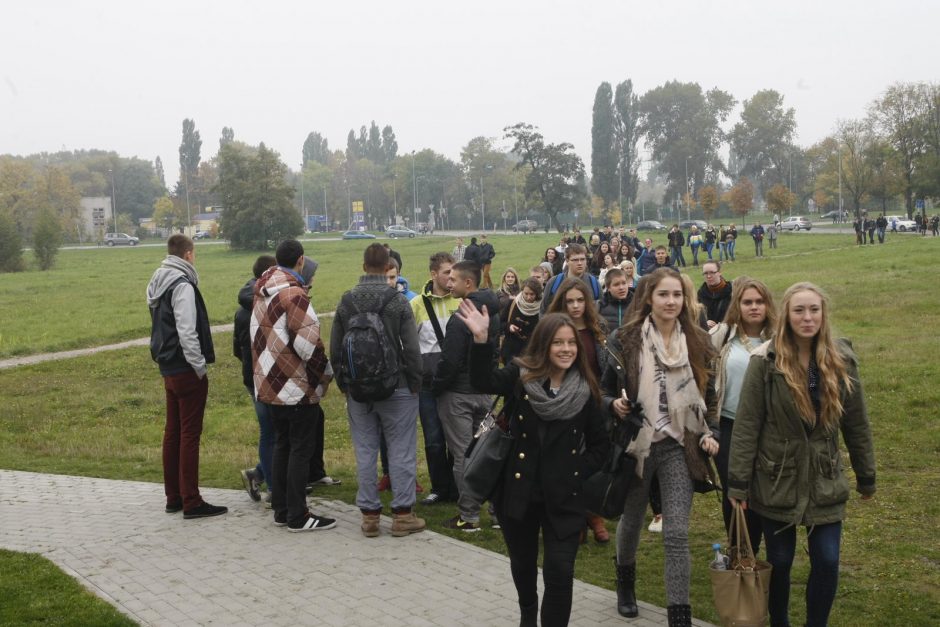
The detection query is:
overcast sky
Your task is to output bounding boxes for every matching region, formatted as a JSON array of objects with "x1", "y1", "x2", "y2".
[{"x1": 2, "y1": 1, "x2": 936, "y2": 187}]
